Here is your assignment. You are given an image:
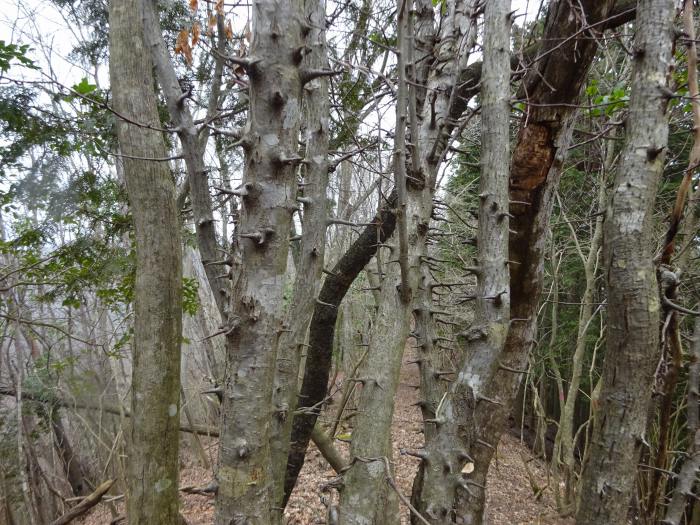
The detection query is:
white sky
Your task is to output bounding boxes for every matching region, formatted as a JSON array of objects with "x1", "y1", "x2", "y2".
[{"x1": 0, "y1": 0, "x2": 542, "y2": 87}]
